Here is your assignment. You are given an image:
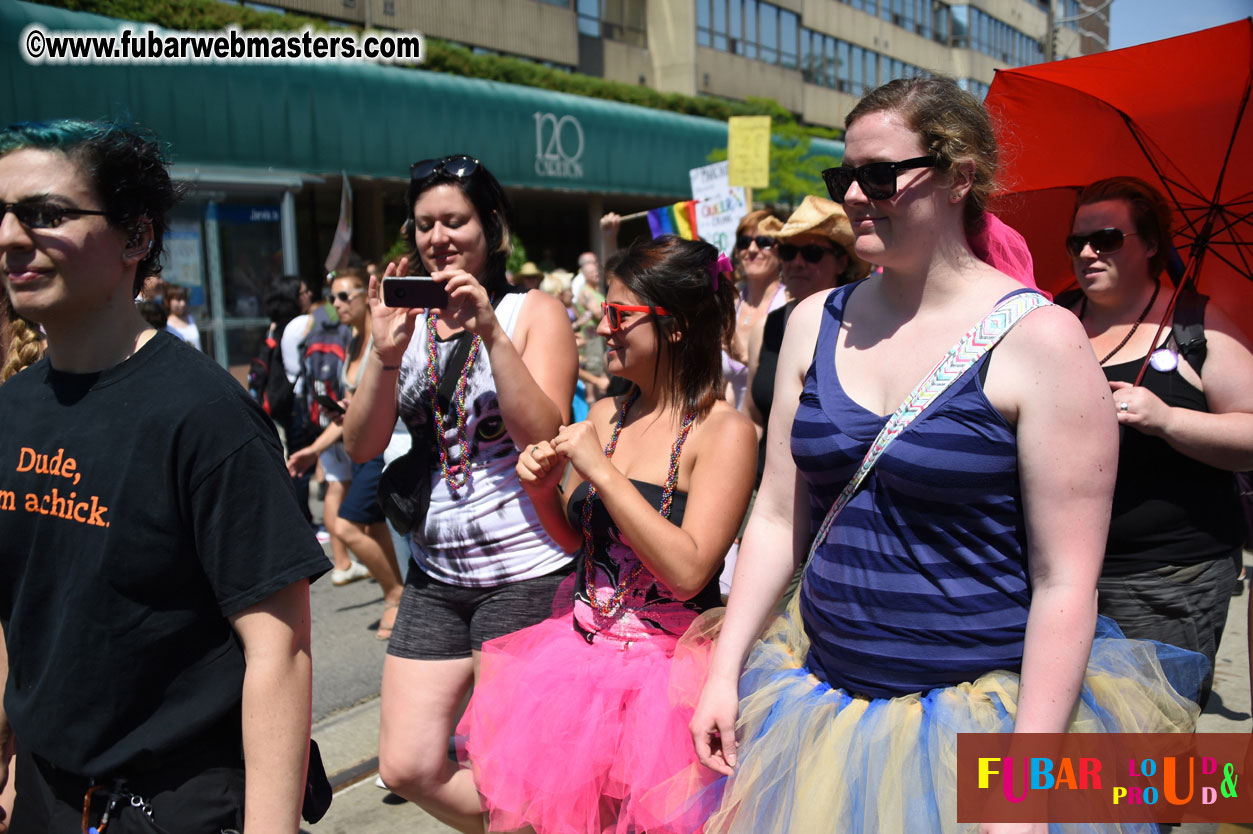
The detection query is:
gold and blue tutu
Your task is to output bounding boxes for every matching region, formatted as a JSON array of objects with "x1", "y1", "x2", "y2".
[{"x1": 669, "y1": 596, "x2": 1204, "y2": 834}]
